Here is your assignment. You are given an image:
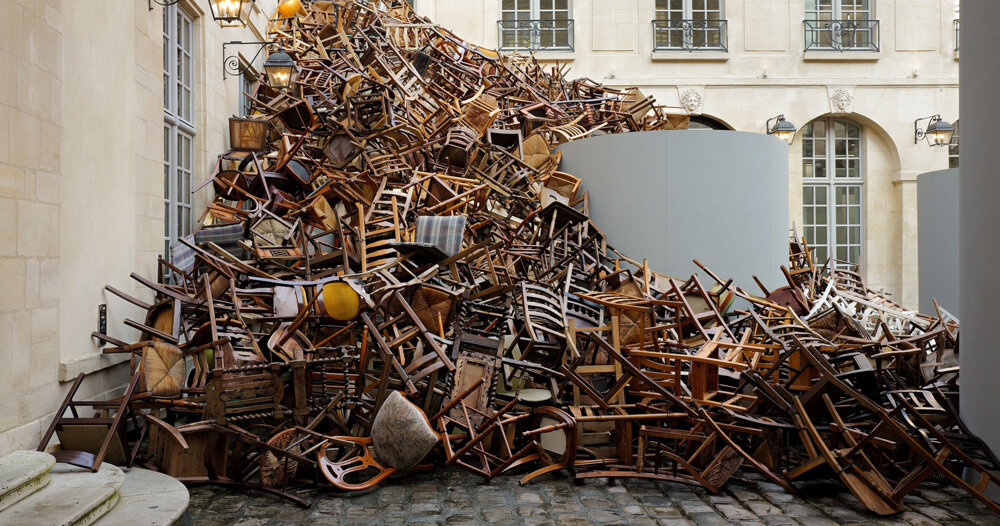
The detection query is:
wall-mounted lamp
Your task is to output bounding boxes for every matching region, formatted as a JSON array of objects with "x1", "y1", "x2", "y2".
[
  {"x1": 264, "y1": 48, "x2": 297, "y2": 90},
  {"x1": 767, "y1": 115, "x2": 797, "y2": 145},
  {"x1": 914, "y1": 115, "x2": 955, "y2": 146},
  {"x1": 209, "y1": 0, "x2": 255, "y2": 28}
]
